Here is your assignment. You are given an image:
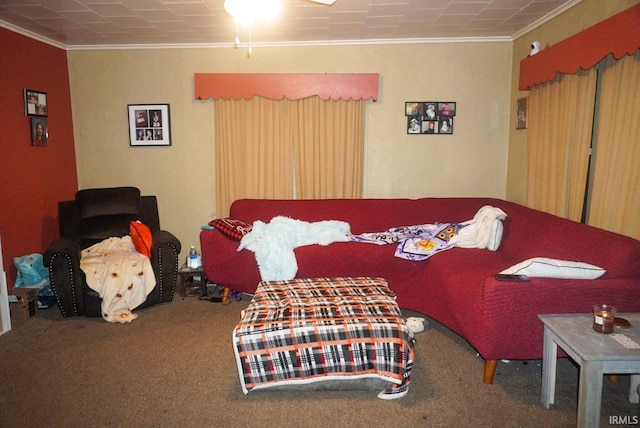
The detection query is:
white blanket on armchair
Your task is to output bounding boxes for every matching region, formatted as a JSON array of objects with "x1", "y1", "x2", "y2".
[
  {"x1": 80, "y1": 236, "x2": 156, "y2": 323},
  {"x1": 238, "y1": 216, "x2": 351, "y2": 281}
]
